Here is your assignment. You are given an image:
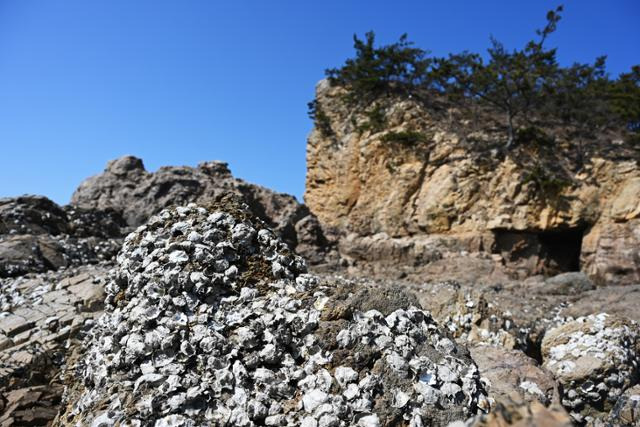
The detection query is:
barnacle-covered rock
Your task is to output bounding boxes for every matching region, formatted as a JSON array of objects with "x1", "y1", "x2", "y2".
[
  {"x1": 541, "y1": 313, "x2": 640, "y2": 424},
  {"x1": 56, "y1": 199, "x2": 489, "y2": 426}
]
